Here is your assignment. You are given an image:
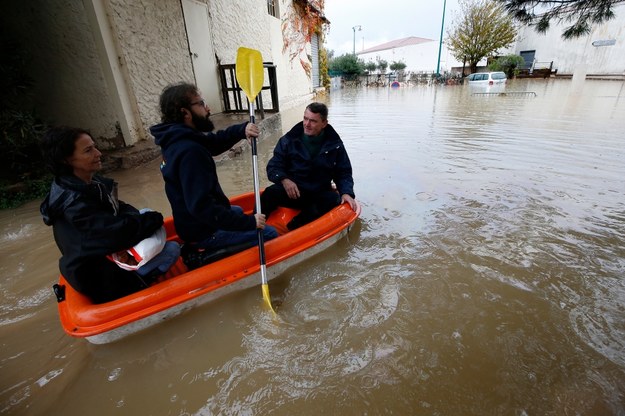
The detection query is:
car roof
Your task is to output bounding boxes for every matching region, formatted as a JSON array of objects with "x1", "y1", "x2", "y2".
[{"x1": 467, "y1": 71, "x2": 507, "y2": 79}]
